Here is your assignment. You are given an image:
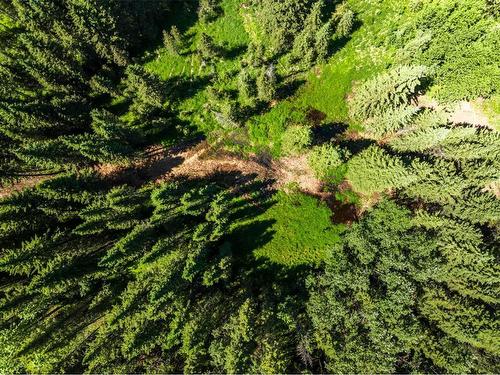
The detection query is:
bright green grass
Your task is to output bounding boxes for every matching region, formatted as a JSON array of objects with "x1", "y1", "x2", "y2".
[
  {"x1": 296, "y1": 49, "x2": 385, "y2": 122},
  {"x1": 146, "y1": 0, "x2": 247, "y2": 78},
  {"x1": 204, "y1": 0, "x2": 249, "y2": 48},
  {"x1": 242, "y1": 0, "x2": 402, "y2": 153},
  {"x1": 246, "y1": 101, "x2": 306, "y2": 157},
  {"x1": 145, "y1": 0, "x2": 410, "y2": 154},
  {"x1": 294, "y1": 0, "x2": 407, "y2": 123},
  {"x1": 231, "y1": 191, "x2": 345, "y2": 267}
]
